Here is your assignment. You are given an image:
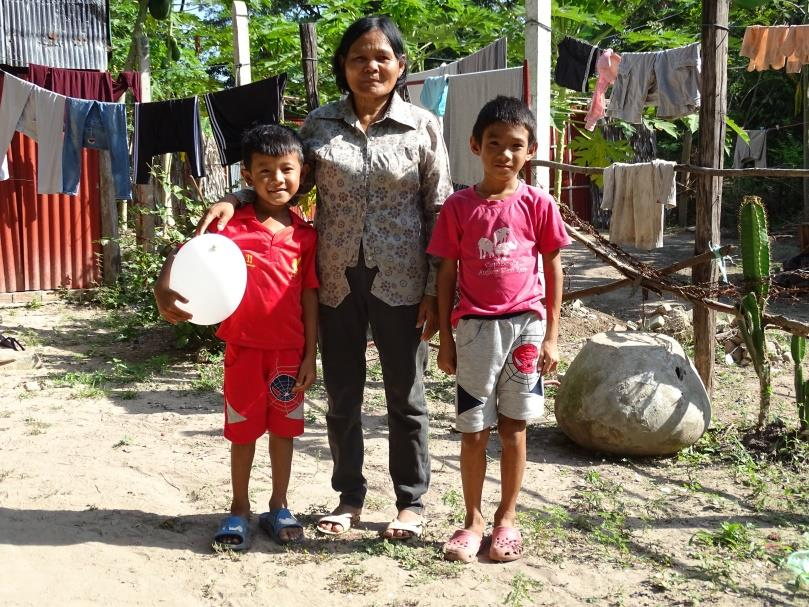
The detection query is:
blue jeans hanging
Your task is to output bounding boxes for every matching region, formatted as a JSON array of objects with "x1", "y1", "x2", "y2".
[{"x1": 62, "y1": 98, "x2": 131, "y2": 199}]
